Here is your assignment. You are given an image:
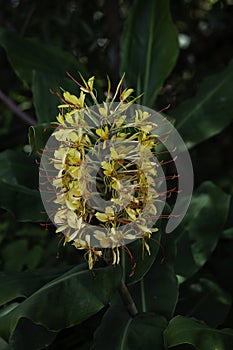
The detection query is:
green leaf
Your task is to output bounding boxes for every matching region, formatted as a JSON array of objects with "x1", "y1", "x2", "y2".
[
  {"x1": 2, "y1": 240, "x2": 44, "y2": 271},
  {"x1": 32, "y1": 70, "x2": 79, "y2": 123},
  {"x1": 130, "y1": 235, "x2": 178, "y2": 319},
  {"x1": 175, "y1": 181, "x2": 230, "y2": 280},
  {"x1": 125, "y1": 232, "x2": 161, "y2": 285},
  {"x1": 0, "y1": 150, "x2": 44, "y2": 221},
  {"x1": 0, "y1": 181, "x2": 44, "y2": 222},
  {"x1": 0, "y1": 265, "x2": 122, "y2": 341},
  {"x1": 208, "y1": 239, "x2": 233, "y2": 294},
  {"x1": 176, "y1": 278, "x2": 232, "y2": 328},
  {"x1": 0, "y1": 28, "x2": 87, "y2": 123},
  {"x1": 0, "y1": 267, "x2": 72, "y2": 306},
  {"x1": 10, "y1": 318, "x2": 56, "y2": 350},
  {"x1": 0, "y1": 150, "x2": 38, "y2": 189},
  {"x1": 120, "y1": 0, "x2": 179, "y2": 106},
  {"x1": 0, "y1": 337, "x2": 10, "y2": 350},
  {"x1": 173, "y1": 59, "x2": 233, "y2": 149},
  {"x1": 29, "y1": 124, "x2": 53, "y2": 154},
  {"x1": 164, "y1": 315, "x2": 233, "y2": 350},
  {"x1": 93, "y1": 305, "x2": 167, "y2": 350},
  {"x1": 222, "y1": 227, "x2": 233, "y2": 240}
]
